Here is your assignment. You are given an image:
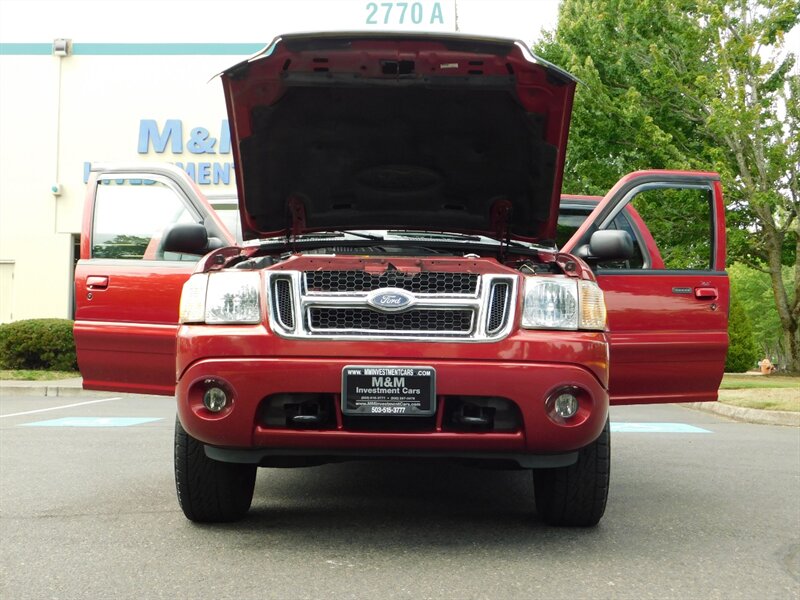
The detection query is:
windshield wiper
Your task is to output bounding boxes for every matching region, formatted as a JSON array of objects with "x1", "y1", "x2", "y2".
[
  {"x1": 389, "y1": 231, "x2": 483, "y2": 242},
  {"x1": 331, "y1": 230, "x2": 384, "y2": 241},
  {"x1": 389, "y1": 230, "x2": 544, "y2": 249},
  {"x1": 254, "y1": 230, "x2": 384, "y2": 248}
]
